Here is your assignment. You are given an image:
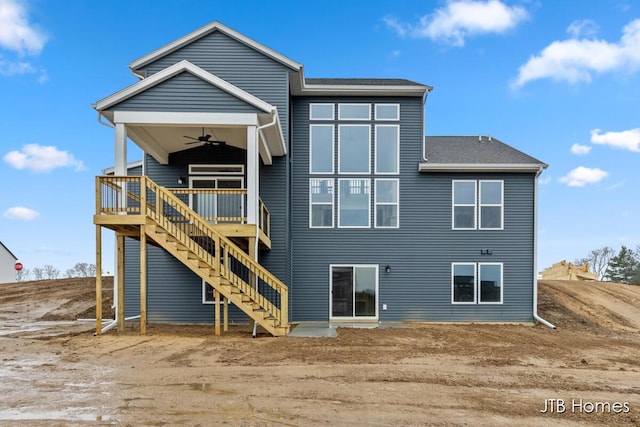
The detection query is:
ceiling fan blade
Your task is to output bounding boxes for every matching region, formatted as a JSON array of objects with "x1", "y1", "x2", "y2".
[
  {"x1": 184, "y1": 135, "x2": 200, "y2": 141},
  {"x1": 185, "y1": 140, "x2": 202, "y2": 145}
]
